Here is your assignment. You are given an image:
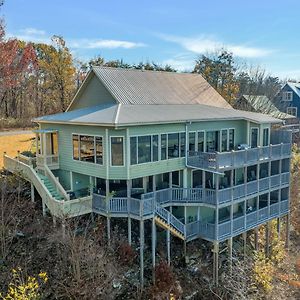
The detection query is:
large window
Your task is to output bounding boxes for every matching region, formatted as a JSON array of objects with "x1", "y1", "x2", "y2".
[
  {"x1": 221, "y1": 129, "x2": 228, "y2": 152},
  {"x1": 95, "y1": 136, "x2": 103, "y2": 164},
  {"x1": 138, "y1": 136, "x2": 151, "y2": 163},
  {"x1": 198, "y1": 131, "x2": 204, "y2": 152},
  {"x1": 251, "y1": 128, "x2": 259, "y2": 148},
  {"x1": 130, "y1": 137, "x2": 137, "y2": 165},
  {"x1": 111, "y1": 137, "x2": 124, "y2": 166},
  {"x1": 263, "y1": 128, "x2": 269, "y2": 147},
  {"x1": 229, "y1": 129, "x2": 235, "y2": 150},
  {"x1": 161, "y1": 134, "x2": 167, "y2": 160},
  {"x1": 152, "y1": 135, "x2": 159, "y2": 161},
  {"x1": 189, "y1": 132, "x2": 196, "y2": 152},
  {"x1": 168, "y1": 133, "x2": 179, "y2": 158},
  {"x1": 180, "y1": 132, "x2": 186, "y2": 157},
  {"x1": 72, "y1": 134, "x2": 103, "y2": 164}
]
